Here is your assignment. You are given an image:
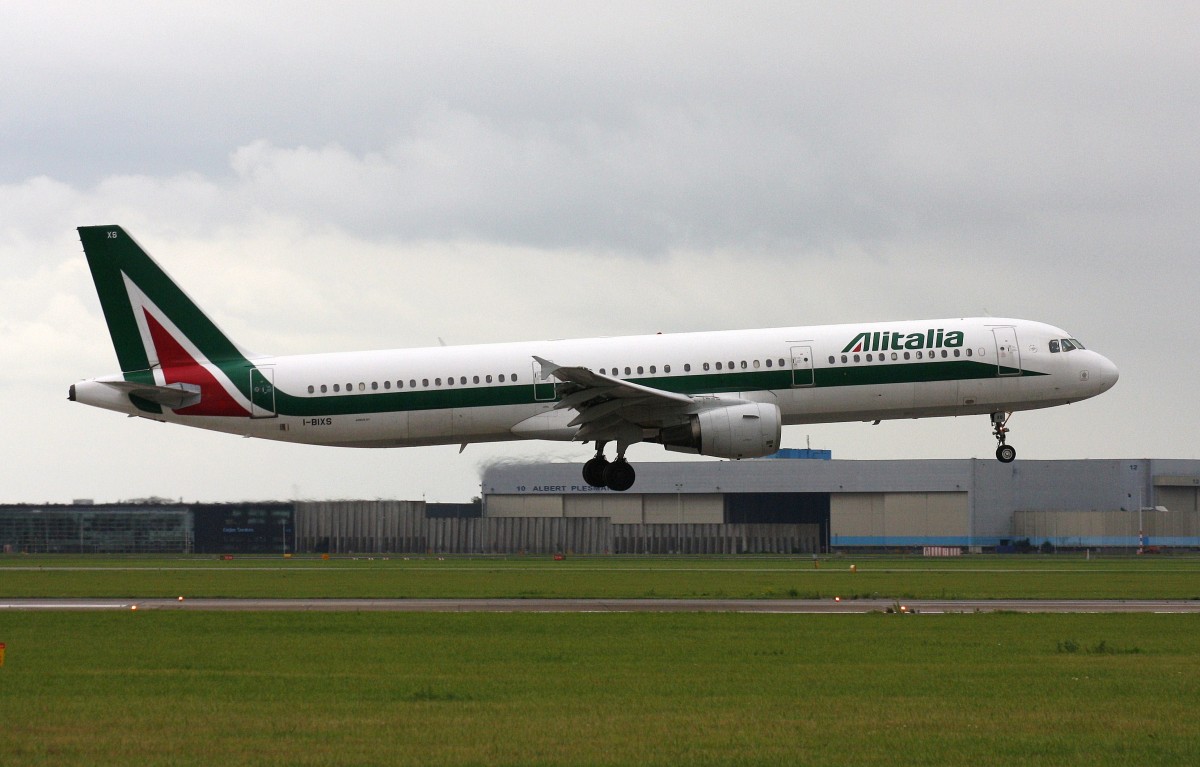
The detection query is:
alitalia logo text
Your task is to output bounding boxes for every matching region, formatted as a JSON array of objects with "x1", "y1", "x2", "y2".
[{"x1": 842, "y1": 328, "x2": 965, "y2": 354}]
